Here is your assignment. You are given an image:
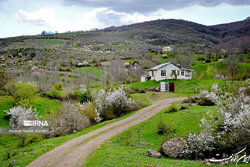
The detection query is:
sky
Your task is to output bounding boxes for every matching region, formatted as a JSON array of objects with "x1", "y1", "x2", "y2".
[{"x1": 0, "y1": 0, "x2": 250, "y2": 38}]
